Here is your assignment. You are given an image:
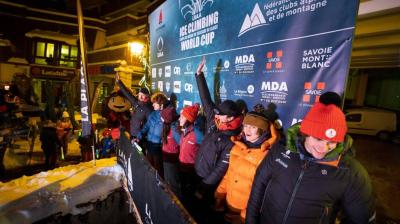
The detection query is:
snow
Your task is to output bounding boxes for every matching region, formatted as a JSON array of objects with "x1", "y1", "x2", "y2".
[{"x1": 0, "y1": 158, "x2": 124, "y2": 224}]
